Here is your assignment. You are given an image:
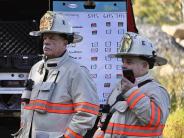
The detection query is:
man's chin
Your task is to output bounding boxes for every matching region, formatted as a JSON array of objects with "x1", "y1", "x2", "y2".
[{"x1": 44, "y1": 52, "x2": 52, "y2": 58}]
